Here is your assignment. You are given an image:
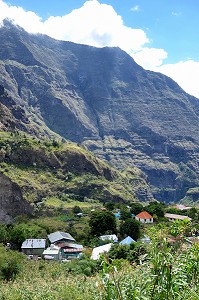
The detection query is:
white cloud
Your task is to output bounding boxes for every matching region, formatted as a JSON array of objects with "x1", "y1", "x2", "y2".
[
  {"x1": 130, "y1": 5, "x2": 140, "y2": 12},
  {"x1": 0, "y1": 0, "x2": 199, "y2": 98},
  {"x1": 156, "y1": 60, "x2": 199, "y2": 98},
  {"x1": 133, "y1": 47, "x2": 168, "y2": 69},
  {"x1": 41, "y1": 0, "x2": 149, "y2": 52},
  {"x1": 0, "y1": 0, "x2": 42, "y2": 32}
]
